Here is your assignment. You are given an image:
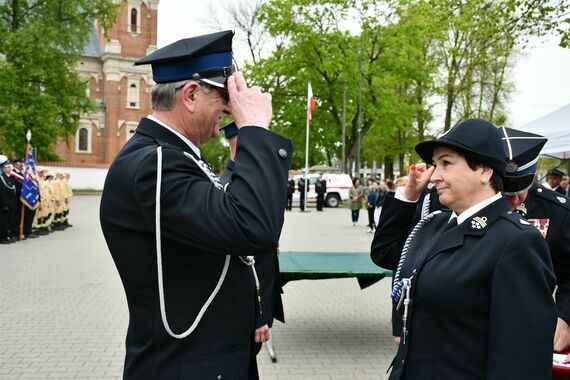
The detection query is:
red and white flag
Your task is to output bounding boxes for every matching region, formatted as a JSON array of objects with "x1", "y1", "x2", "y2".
[{"x1": 307, "y1": 82, "x2": 316, "y2": 121}]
